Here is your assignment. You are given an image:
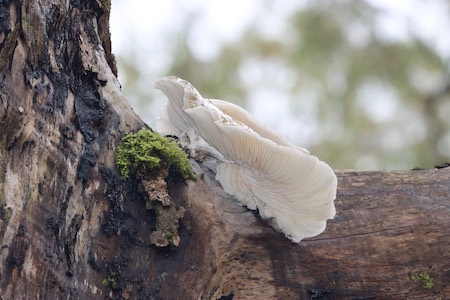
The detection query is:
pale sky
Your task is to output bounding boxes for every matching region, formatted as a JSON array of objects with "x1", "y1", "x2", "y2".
[
  {"x1": 110, "y1": 0, "x2": 450, "y2": 115},
  {"x1": 110, "y1": 0, "x2": 450, "y2": 169}
]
